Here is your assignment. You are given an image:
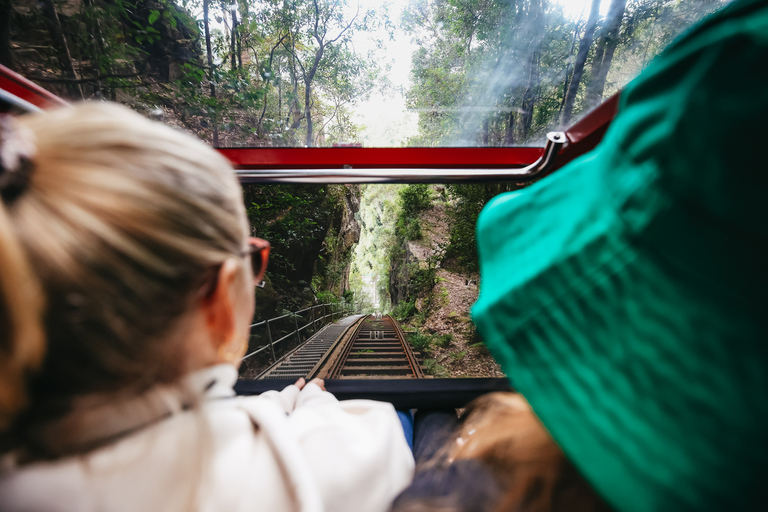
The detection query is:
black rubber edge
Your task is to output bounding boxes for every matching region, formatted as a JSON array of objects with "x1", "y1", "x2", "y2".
[{"x1": 234, "y1": 378, "x2": 514, "y2": 409}]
